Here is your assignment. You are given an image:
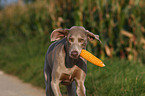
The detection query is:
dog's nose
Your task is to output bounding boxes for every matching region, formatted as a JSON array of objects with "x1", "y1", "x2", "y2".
[{"x1": 71, "y1": 51, "x2": 78, "y2": 58}]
